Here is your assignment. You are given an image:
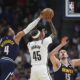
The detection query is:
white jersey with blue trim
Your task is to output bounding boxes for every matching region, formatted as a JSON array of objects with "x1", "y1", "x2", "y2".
[{"x1": 27, "y1": 36, "x2": 52, "y2": 66}]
